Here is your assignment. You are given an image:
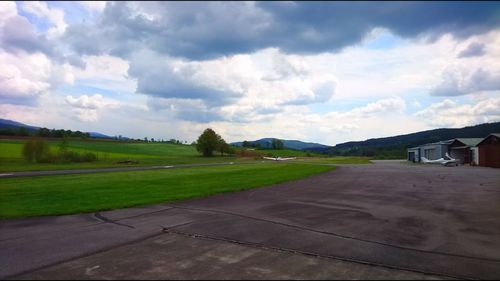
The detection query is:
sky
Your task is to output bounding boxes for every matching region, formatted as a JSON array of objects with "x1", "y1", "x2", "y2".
[{"x1": 1, "y1": 1, "x2": 500, "y2": 145}]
